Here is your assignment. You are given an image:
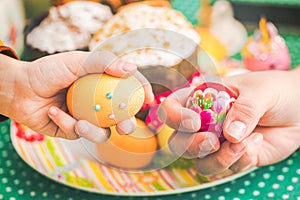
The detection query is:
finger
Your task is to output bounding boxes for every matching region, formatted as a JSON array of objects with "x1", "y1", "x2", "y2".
[
  {"x1": 48, "y1": 106, "x2": 78, "y2": 140},
  {"x1": 133, "y1": 71, "x2": 154, "y2": 104},
  {"x1": 116, "y1": 116, "x2": 137, "y2": 135},
  {"x1": 194, "y1": 138, "x2": 247, "y2": 175},
  {"x1": 229, "y1": 132, "x2": 263, "y2": 172},
  {"x1": 75, "y1": 120, "x2": 110, "y2": 143},
  {"x1": 159, "y1": 87, "x2": 201, "y2": 132},
  {"x1": 222, "y1": 76, "x2": 271, "y2": 143},
  {"x1": 80, "y1": 50, "x2": 137, "y2": 78},
  {"x1": 169, "y1": 131, "x2": 219, "y2": 159}
]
